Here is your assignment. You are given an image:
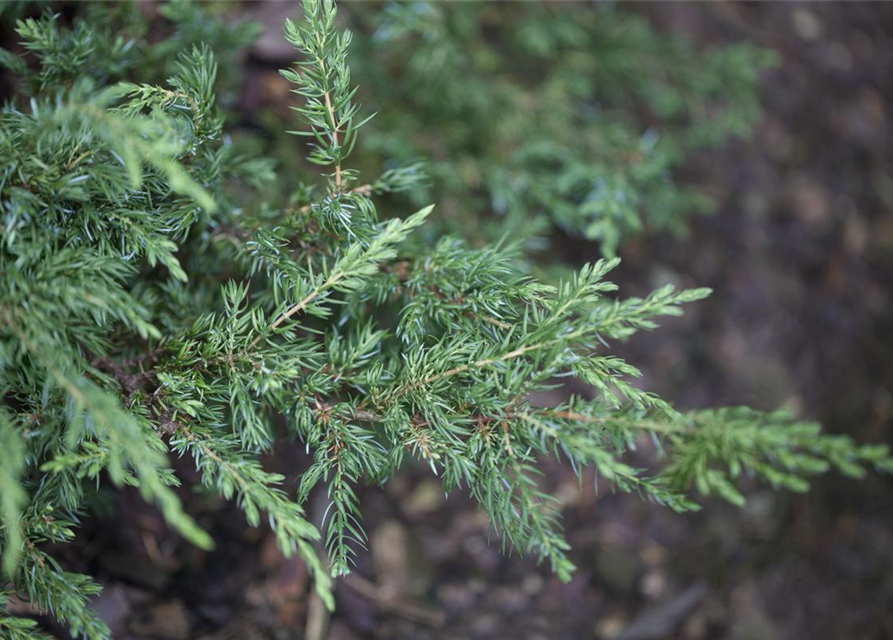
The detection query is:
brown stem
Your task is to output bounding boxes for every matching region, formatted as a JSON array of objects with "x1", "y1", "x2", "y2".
[{"x1": 344, "y1": 574, "x2": 446, "y2": 627}]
